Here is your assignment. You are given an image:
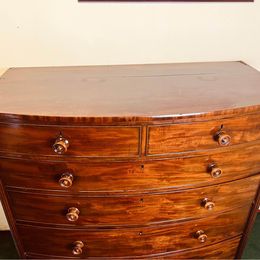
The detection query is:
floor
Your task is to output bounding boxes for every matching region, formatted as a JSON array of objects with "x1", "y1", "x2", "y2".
[
  {"x1": 0, "y1": 215, "x2": 259, "y2": 259},
  {"x1": 242, "y1": 214, "x2": 260, "y2": 259}
]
